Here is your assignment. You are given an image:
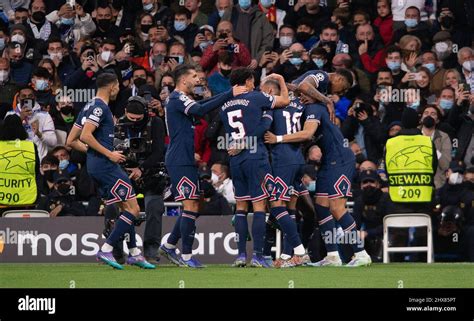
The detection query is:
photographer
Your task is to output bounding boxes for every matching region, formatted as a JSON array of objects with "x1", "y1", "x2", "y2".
[{"x1": 114, "y1": 95, "x2": 166, "y2": 263}]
